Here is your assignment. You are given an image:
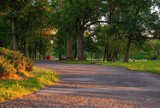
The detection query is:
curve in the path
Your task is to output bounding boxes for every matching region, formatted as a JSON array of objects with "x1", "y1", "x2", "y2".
[{"x1": 1, "y1": 61, "x2": 160, "y2": 108}]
